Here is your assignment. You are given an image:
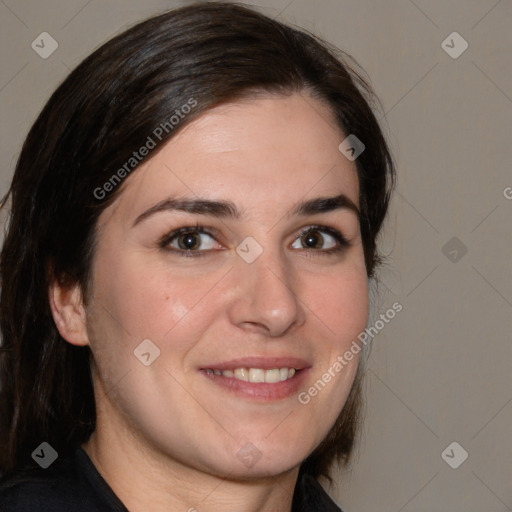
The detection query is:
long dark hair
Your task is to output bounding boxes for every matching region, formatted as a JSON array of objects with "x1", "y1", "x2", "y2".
[{"x1": 0, "y1": 1, "x2": 394, "y2": 484}]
